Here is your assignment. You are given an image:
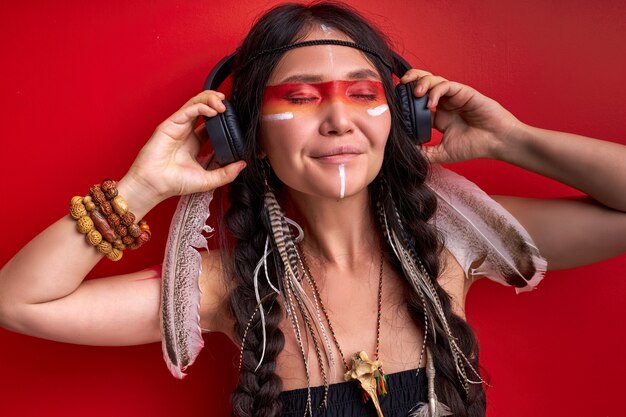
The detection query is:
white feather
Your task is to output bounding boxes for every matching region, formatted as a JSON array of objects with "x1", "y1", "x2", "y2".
[
  {"x1": 425, "y1": 164, "x2": 546, "y2": 293},
  {"x1": 160, "y1": 153, "x2": 218, "y2": 379}
]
